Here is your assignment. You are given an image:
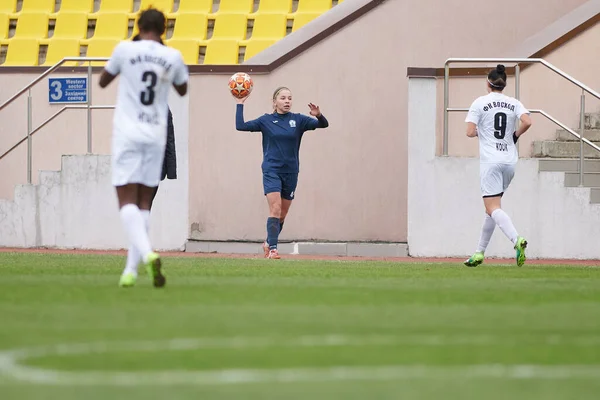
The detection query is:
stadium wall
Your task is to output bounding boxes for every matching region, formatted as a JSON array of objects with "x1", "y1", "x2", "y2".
[
  {"x1": 408, "y1": 77, "x2": 600, "y2": 259},
  {"x1": 0, "y1": 0, "x2": 592, "y2": 249}
]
